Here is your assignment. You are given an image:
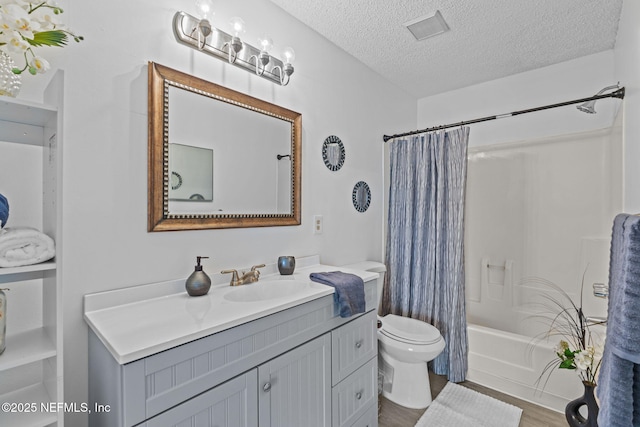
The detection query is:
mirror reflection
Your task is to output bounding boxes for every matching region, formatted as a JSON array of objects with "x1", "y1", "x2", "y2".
[
  {"x1": 169, "y1": 143, "x2": 214, "y2": 202},
  {"x1": 167, "y1": 86, "x2": 291, "y2": 215},
  {"x1": 148, "y1": 62, "x2": 302, "y2": 231}
]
